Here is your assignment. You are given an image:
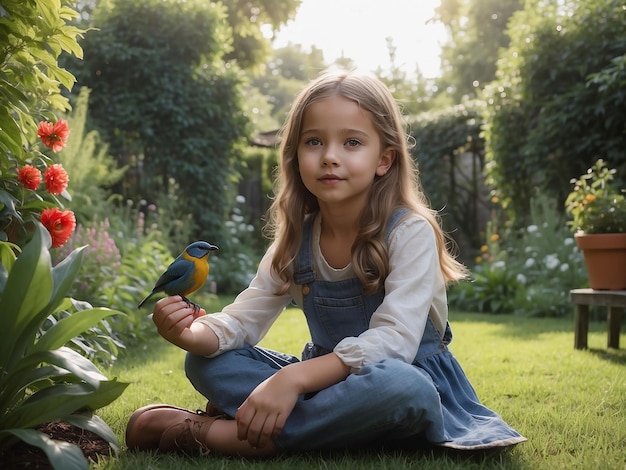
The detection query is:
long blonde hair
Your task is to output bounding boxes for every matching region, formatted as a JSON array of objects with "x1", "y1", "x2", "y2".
[{"x1": 265, "y1": 69, "x2": 468, "y2": 294}]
